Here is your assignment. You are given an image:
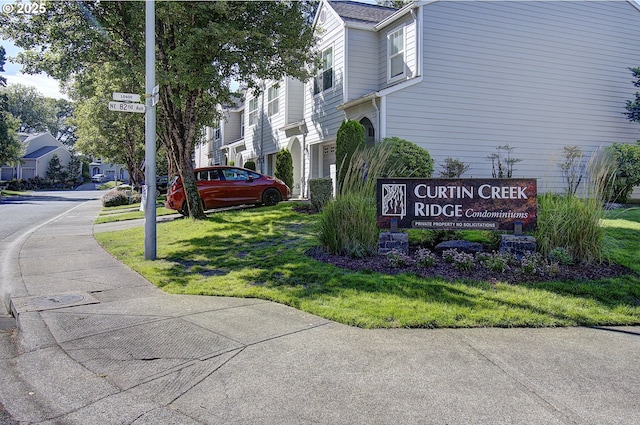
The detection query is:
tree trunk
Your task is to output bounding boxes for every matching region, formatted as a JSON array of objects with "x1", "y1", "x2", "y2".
[{"x1": 158, "y1": 85, "x2": 207, "y2": 219}]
